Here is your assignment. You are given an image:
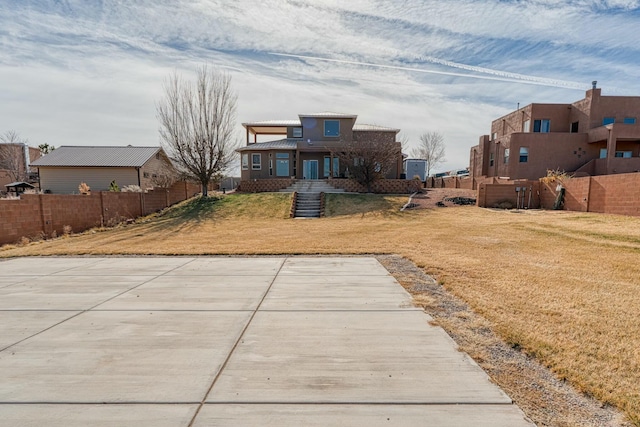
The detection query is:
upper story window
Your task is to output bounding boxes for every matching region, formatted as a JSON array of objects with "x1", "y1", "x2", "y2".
[
  {"x1": 324, "y1": 120, "x2": 340, "y2": 137},
  {"x1": 504, "y1": 148, "x2": 510, "y2": 164},
  {"x1": 489, "y1": 152, "x2": 494, "y2": 167},
  {"x1": 523, "y1": 120, "x2": 530, "y2": 132},
  {"x1": 292, "y1": 127, "x2": 303, "y2": 138},
  {"x1": 251, "y1": 153, "x2": 261, "y2": 170},
  {"x1": 519, "y1": 147, "x2": 529, "y2": 162},
  {"x1": 615, "y1": 151, "x2": 632, "y2": 158},
  {"x1": 624, "y1": 117, "x2": 637, "y2": 124},
  {"x1": 491, "y1": 132, "x2": 497, "y2": 140},
  {"x1": 570, "y1": 121, "x2": 579, "y2": 133},
  {"x1": 603, "y1": 117, "x2": 615, "y2": 125},
  {"x1": 533, "y1": 119, "x2": 550, "y2": 133}
]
